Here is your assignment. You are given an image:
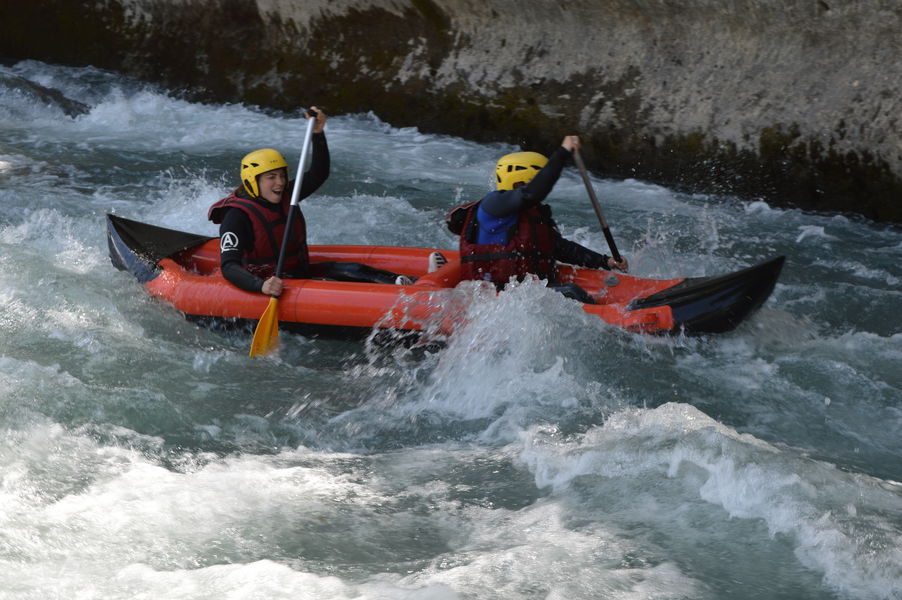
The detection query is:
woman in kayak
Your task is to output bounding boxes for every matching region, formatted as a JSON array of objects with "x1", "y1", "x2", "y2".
[
  {"x1": 208, "y1": 108, "x2": 416, "y2": 296},
  {"x1": 446, "y1": 135, "x2": 628, "y2": 303}
]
